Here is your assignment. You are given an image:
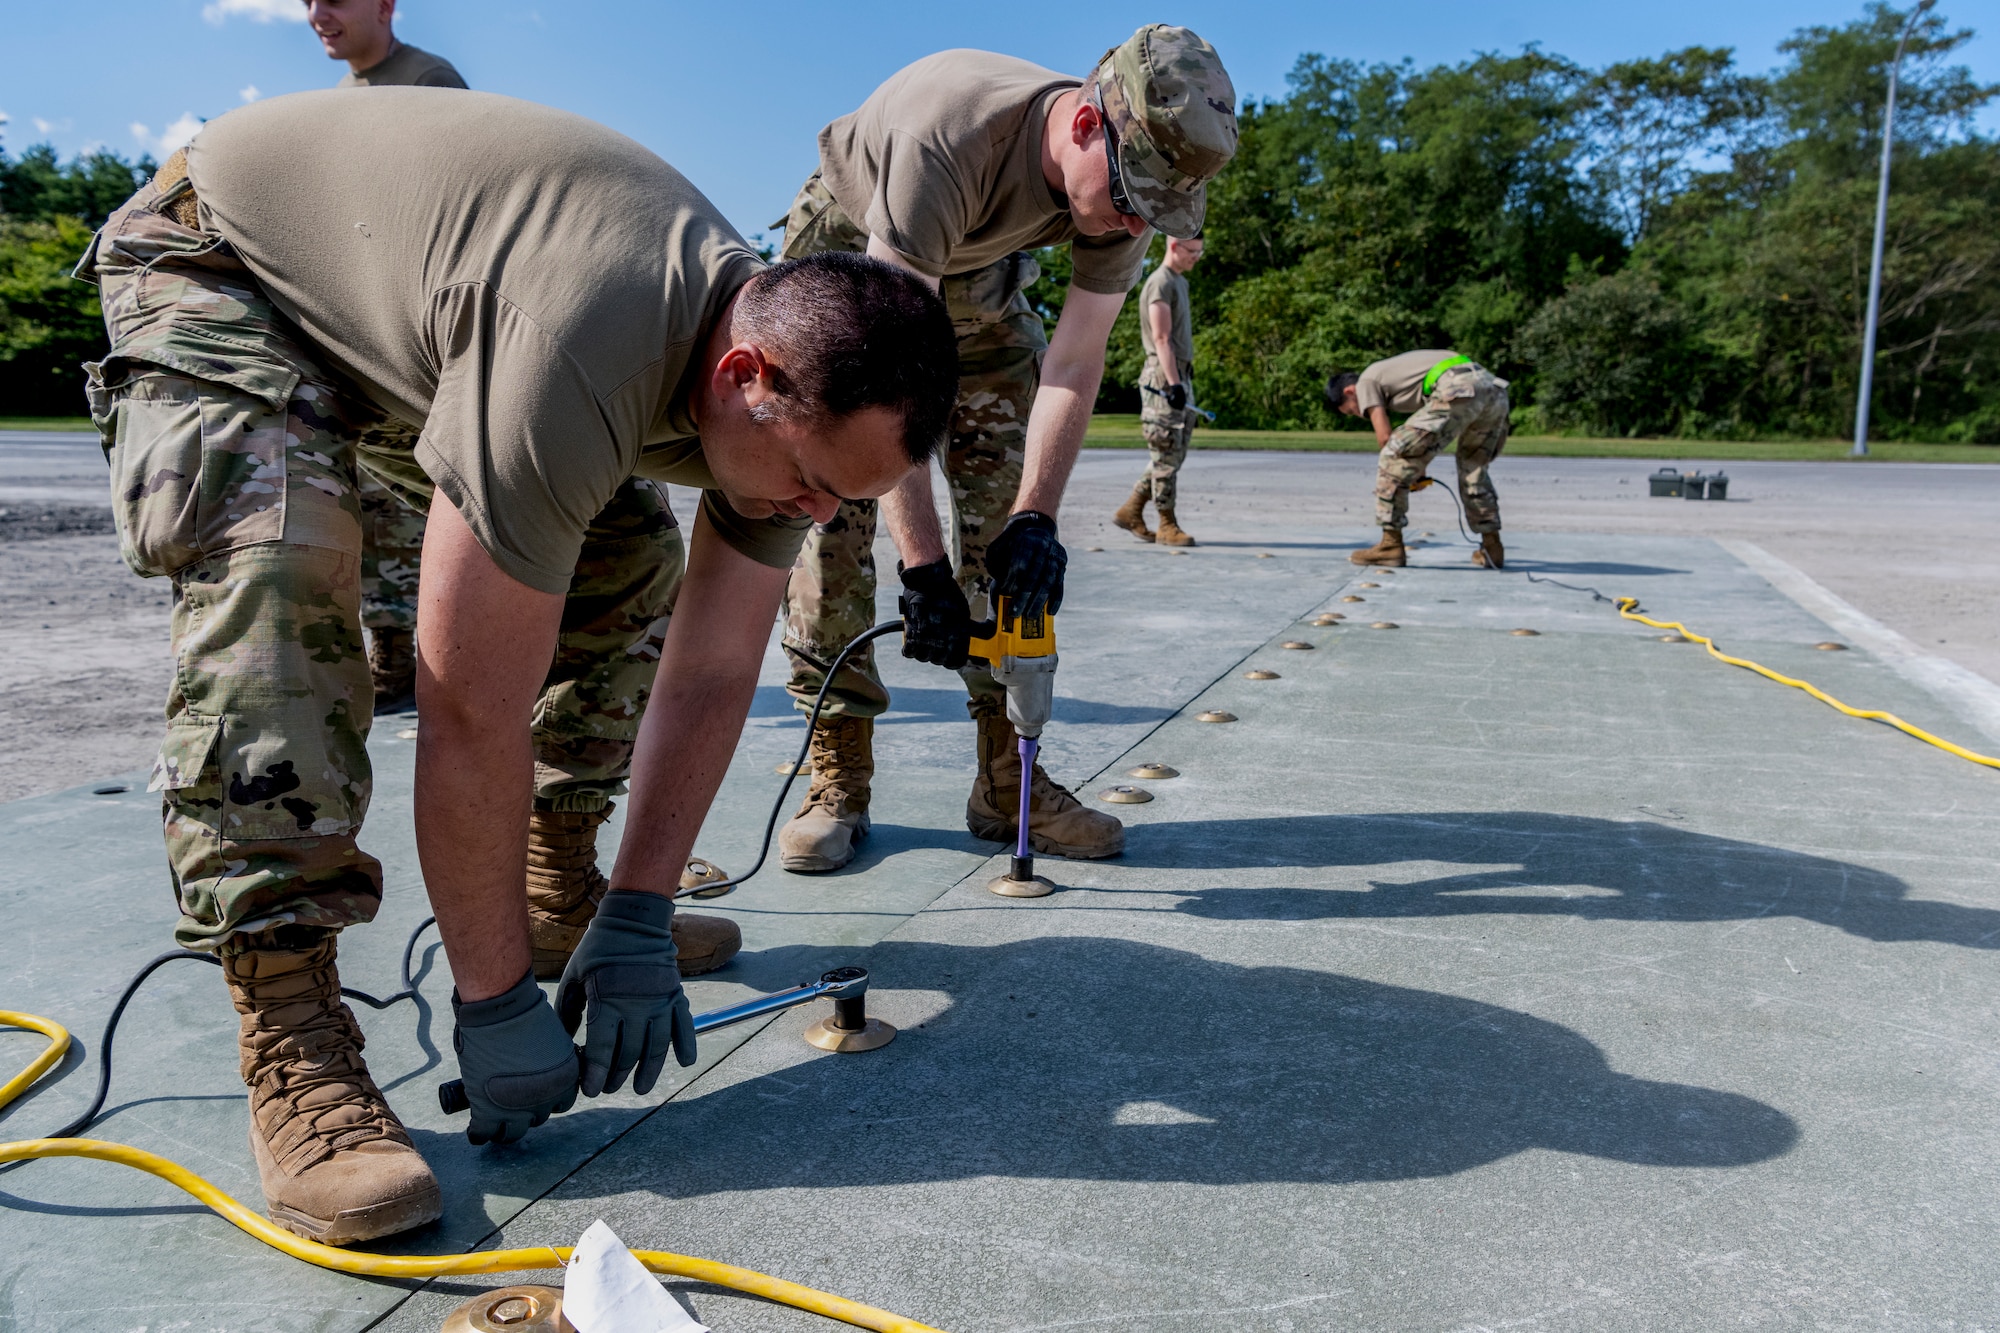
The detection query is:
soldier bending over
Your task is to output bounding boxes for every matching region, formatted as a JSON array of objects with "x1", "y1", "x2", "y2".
[{"x1": 78, "y1": 89, "x2": 955, "y2": 1244}]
